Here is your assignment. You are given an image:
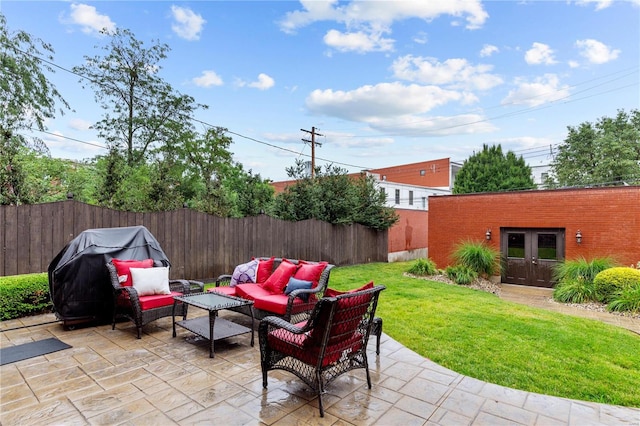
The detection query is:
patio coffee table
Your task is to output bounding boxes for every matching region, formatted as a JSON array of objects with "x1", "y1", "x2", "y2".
[{"x1": 172, "y1": 292, "x2": 254, "y2": 358}]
